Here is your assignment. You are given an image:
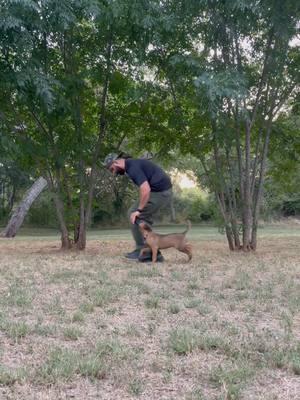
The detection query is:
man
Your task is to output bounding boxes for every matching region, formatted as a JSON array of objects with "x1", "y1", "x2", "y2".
[{"x1": 103, "y1": 153, "x2": 173, "y2": 262}]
